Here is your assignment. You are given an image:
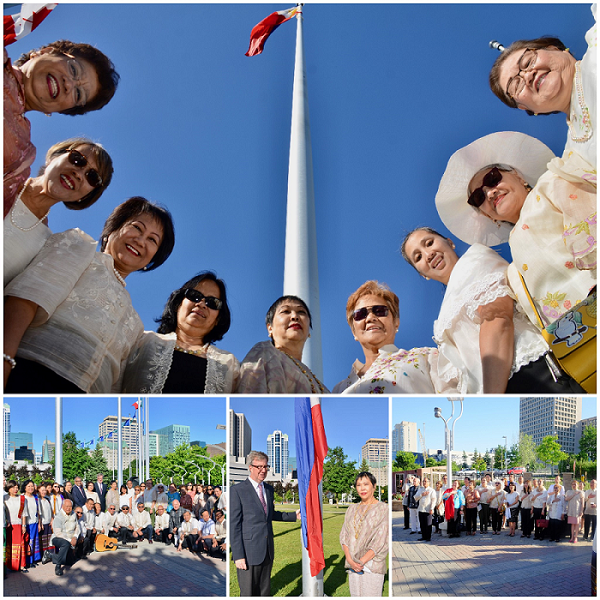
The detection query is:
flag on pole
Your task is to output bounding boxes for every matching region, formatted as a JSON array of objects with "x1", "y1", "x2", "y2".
[
  {"x1": 98, "y1": 436, "x2": 104, "y2": 442},
  {"x1": 78, "y1": 442, "x2": 84, "y2": 449},
  {"x1": 107, "y1": 432, "x2": 113, "y2": 439},
  {"x1": 4, "y1": 4, "x2": 57, "y2": 46},
  {"x1": 124, "y1": 418, "x2": 130, "y2": 426},
  {"x1": 245, "y1": 6, "x2": 299, "y2": 57},
  {"x1": 295, "y1": 397, "x2": 328, "y2": 577},
  {"x1": 132, "y1": 402, "x2": 139, "y2": 410}
]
